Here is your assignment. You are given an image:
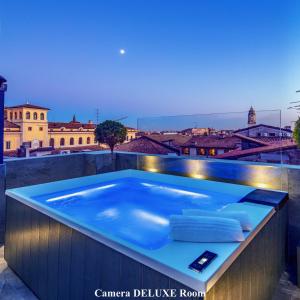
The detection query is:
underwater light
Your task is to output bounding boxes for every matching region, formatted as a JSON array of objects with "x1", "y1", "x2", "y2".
[{"x1": 46, "y1": 184, "x2": 116, "y2": 202}]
